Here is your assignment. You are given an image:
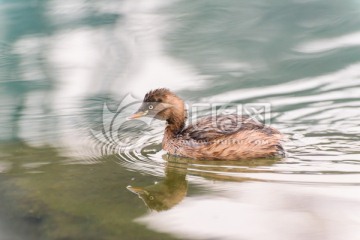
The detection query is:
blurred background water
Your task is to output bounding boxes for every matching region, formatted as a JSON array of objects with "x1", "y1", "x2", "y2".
[{"x1": 0, "y1": 0, "x2": 360, "y2": 239}]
